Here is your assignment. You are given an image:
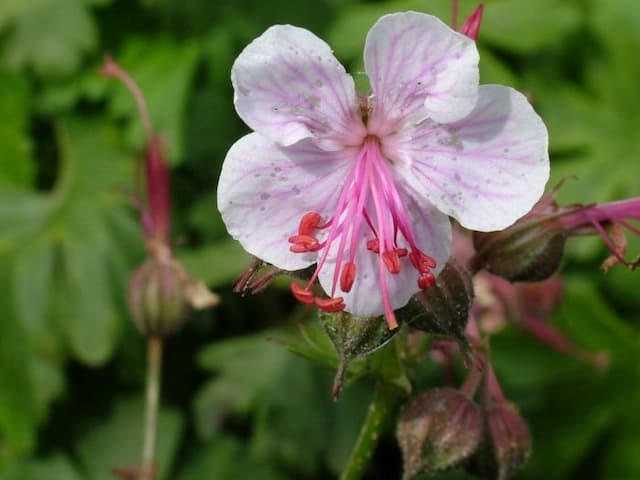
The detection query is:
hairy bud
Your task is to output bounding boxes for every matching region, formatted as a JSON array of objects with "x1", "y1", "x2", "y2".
[
  {"x1": 472, "y1": 215, "x2": 567, "y2": 282},
  {"x1": 397, "y1": 388, "x2": 483, "y2": 479},
  {"x1": 128, "y1": 258, "x2": 188, "y2": 337},
  {"x1": 400, "y1": 259, "x2": 474, "y2": 352},
  {"x1": 486, "y1": 402, "x2": 532, "y2": 480},
  {"x1": 320, "y1": 310, "x2": 398, "y2": 399}
]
